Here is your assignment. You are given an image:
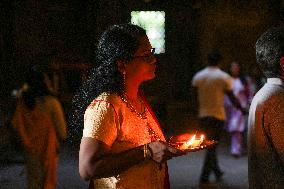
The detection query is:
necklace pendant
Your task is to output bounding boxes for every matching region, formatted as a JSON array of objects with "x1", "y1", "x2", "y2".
[{"x1": 121, "y1": 92, "x2": 147, "y2": 120}]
